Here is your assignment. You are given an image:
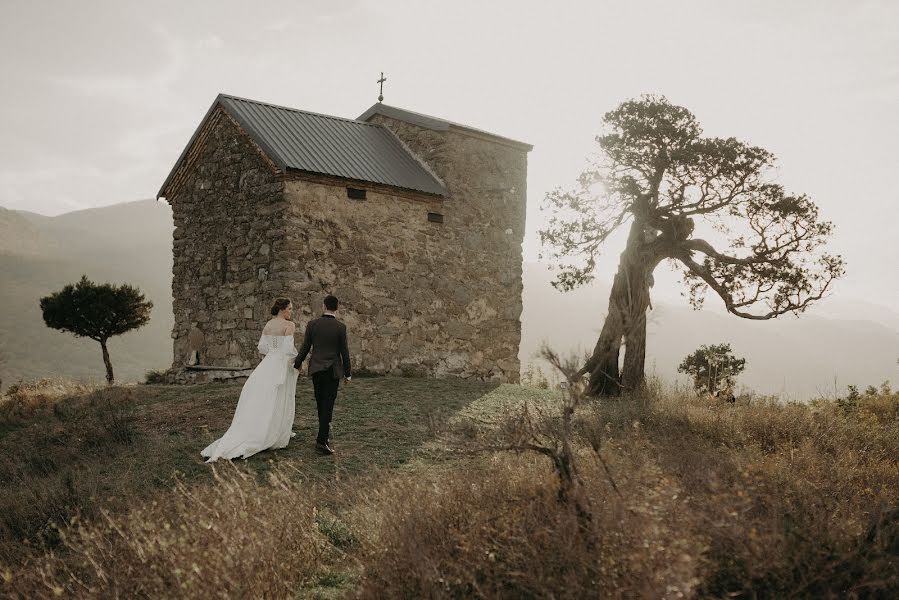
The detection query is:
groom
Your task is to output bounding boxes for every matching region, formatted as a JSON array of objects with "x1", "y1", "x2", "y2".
[{"x1": 294, "y1": 295, "x2": 351, "y2": 455}]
